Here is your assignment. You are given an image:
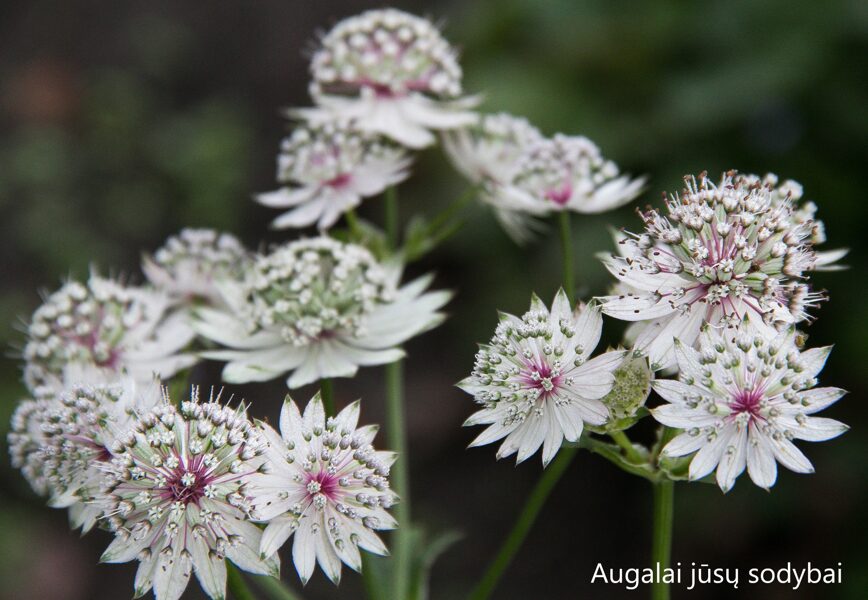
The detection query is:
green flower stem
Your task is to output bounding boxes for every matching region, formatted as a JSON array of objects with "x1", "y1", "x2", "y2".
[
  {"x1": 227, "y1": 563, "x2": 258, "y2": 600},
  {"x1": 651, "y1": 480, "x2": 675, "y2": 600},
  {"x1": 426, "y1": 185, "x2": 479, "y2": 237},
  {"x1": 345, "y1": 208, "x2": 362, "y2": 235},
  {"x1": 320, "y1": 378, "x2": 335, "y2": 417},
  {"x1": 558, "y1": 211, "x2": 575, "y2": 302},
  {"x1": 609, "y1": 430, "x2": 645, "y2": 464},
  {"x1": 467, "y1": 447, "x2": 577, "y2": 600},
  {"x1": 385, "y1": 186, "x2": 400, "y2": 249},
  {"x1": 251, "y1": 574, "x2": 303, "y2": 600},
  {"x1": 386, "y1": 358, "x2": 411, "y2": 599}
]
